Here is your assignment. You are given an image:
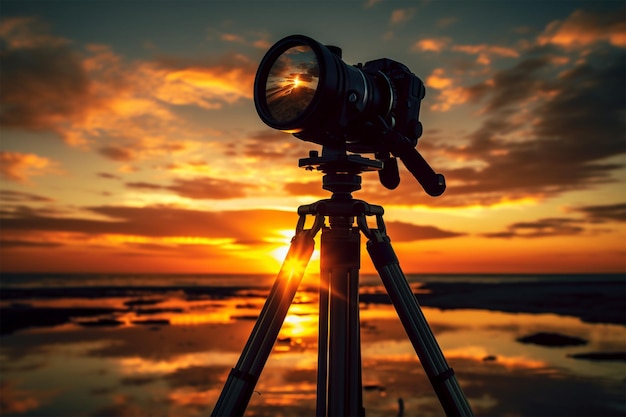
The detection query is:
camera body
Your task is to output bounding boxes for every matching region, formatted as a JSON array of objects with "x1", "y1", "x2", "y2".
[{"x1": 343, "y1": 58, "x2": 426, "y2": 154}]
